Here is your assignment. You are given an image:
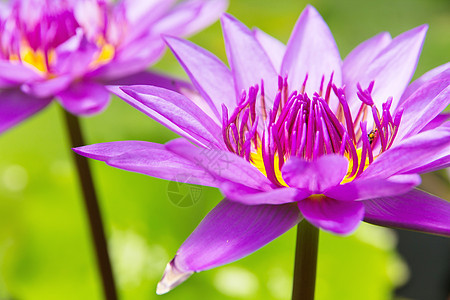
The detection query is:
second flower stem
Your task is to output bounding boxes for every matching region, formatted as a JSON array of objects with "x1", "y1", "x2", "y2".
[
  {"x1": 291, "y1": 219, "x2": 319, "y2": 300},
  {"x1": 63, "y1": 110, "x2": 118, "y2": 300}
]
